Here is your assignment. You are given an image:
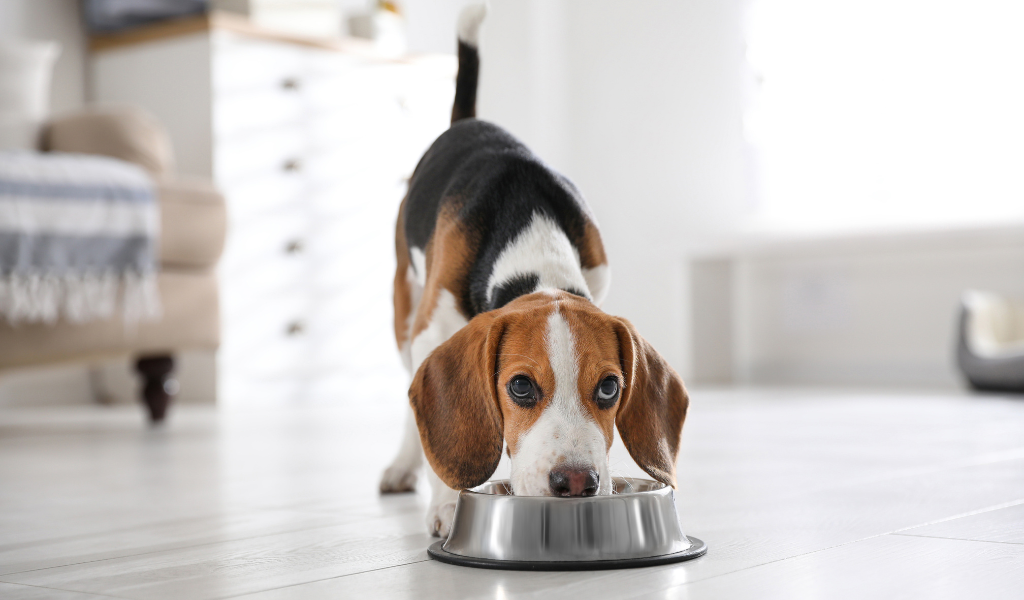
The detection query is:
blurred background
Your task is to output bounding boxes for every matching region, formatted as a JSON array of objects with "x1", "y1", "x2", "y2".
[
  {"x1": 1, "y1": 0, "x2": 1023, "y2": 415},
  {"x1": 4, "y1": 4, "x2": 1023, "y2": 595}
]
